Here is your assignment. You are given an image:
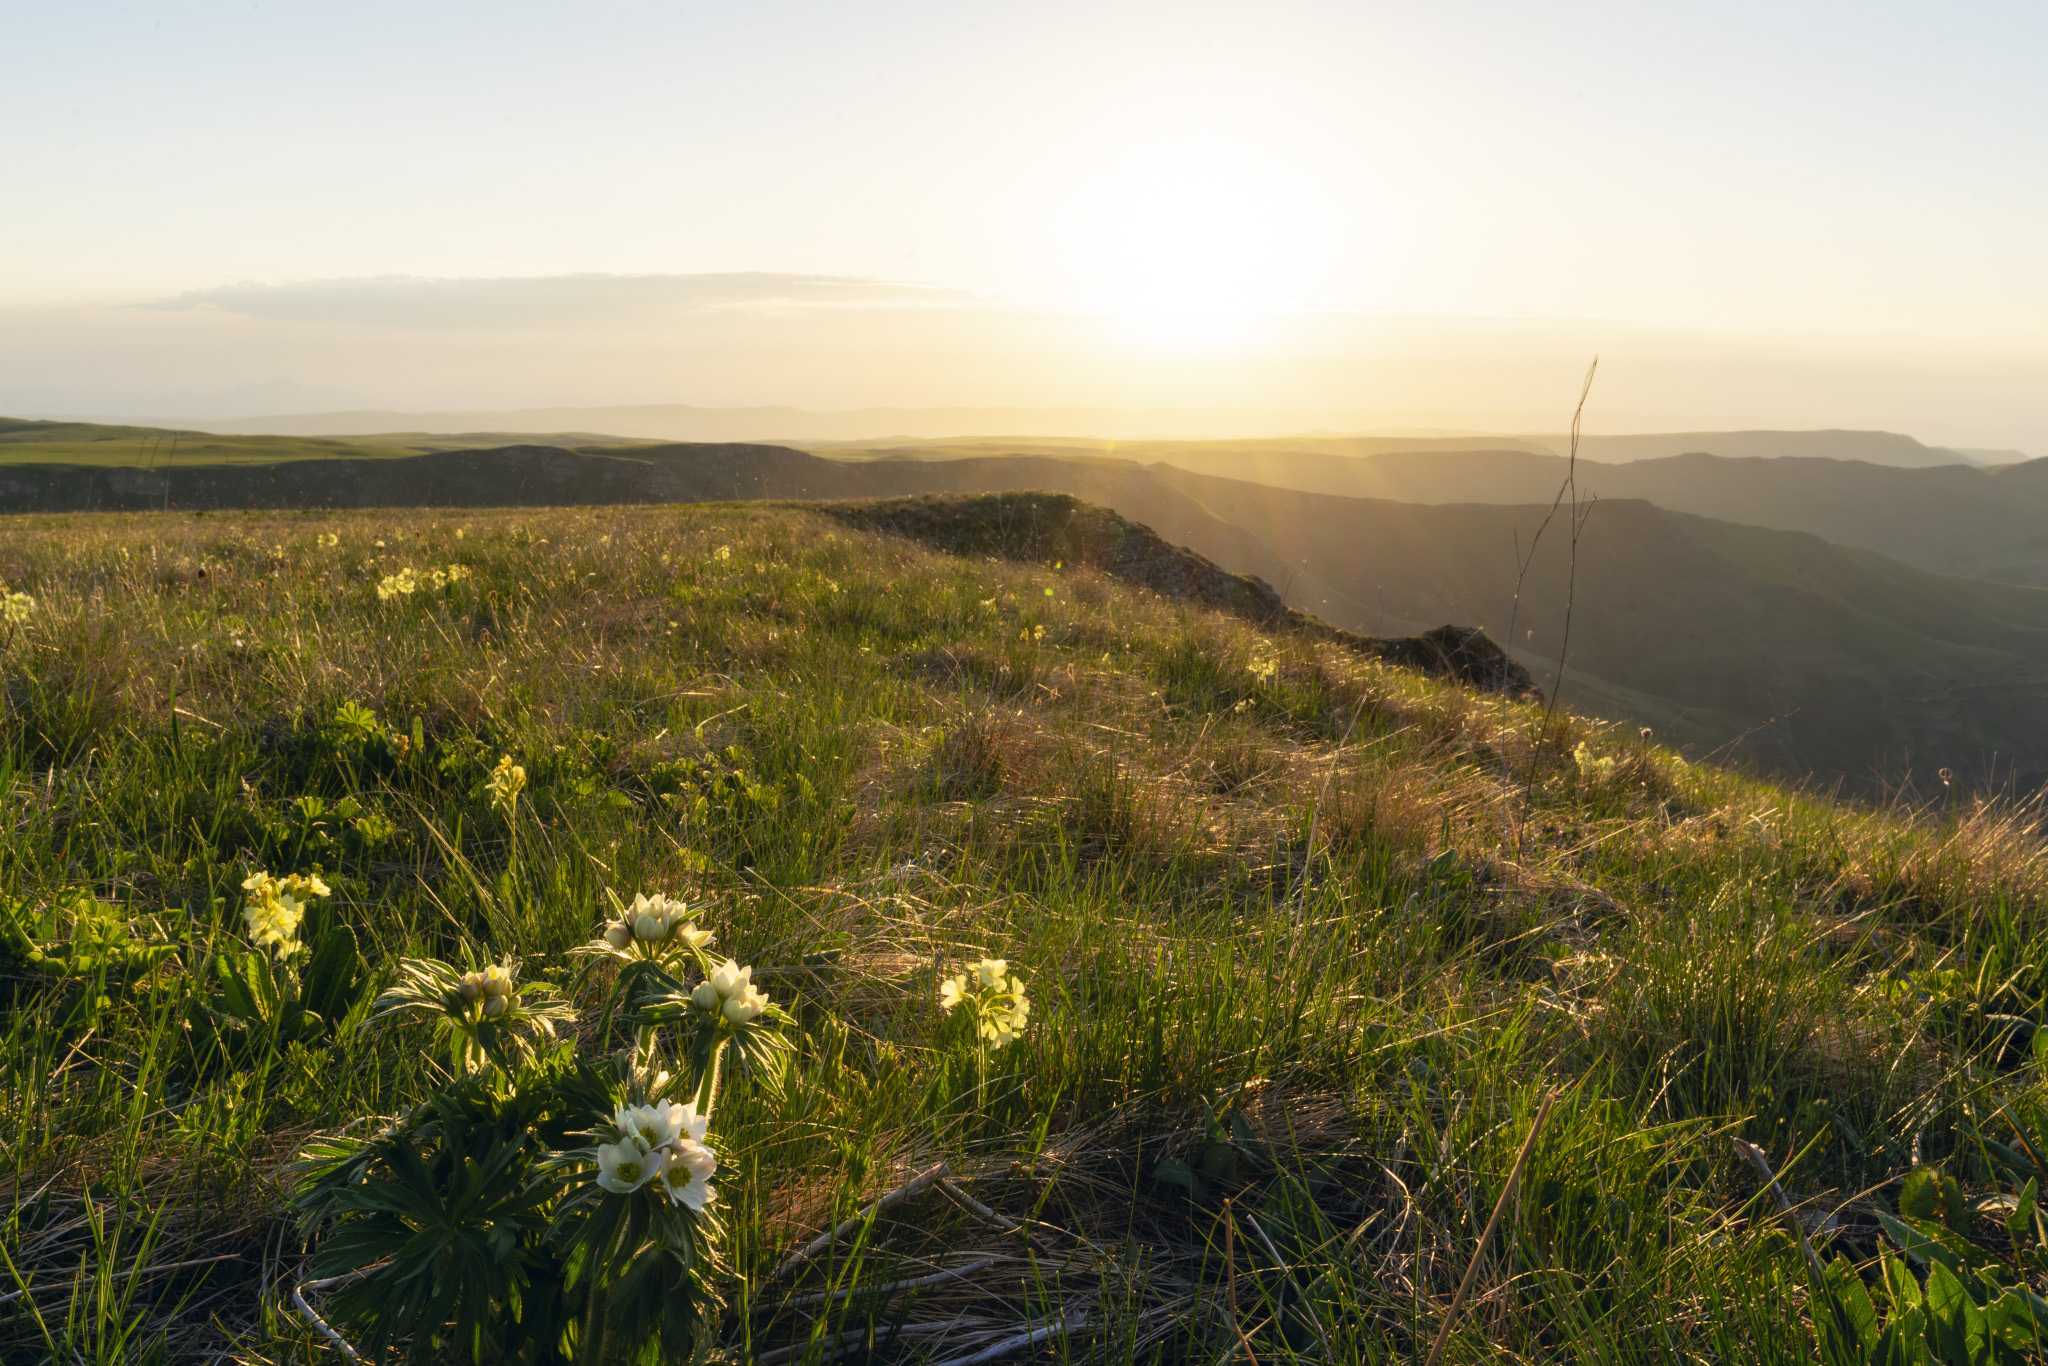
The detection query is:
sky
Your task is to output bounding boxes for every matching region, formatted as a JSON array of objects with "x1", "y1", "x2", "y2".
[{"x1": 4, "y1": 1, "x2": 2046, "y2": 447}]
